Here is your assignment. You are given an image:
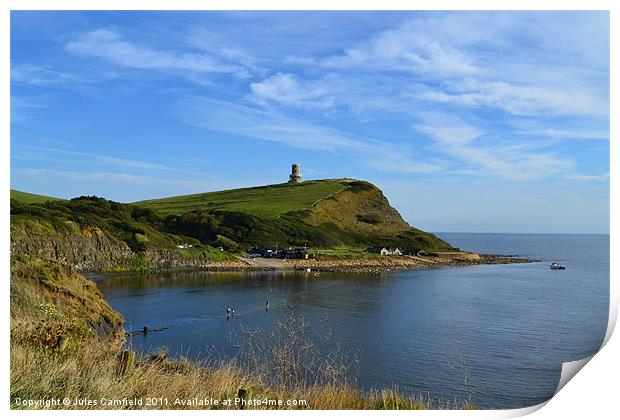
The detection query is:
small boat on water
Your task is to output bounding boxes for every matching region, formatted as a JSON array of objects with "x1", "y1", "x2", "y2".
[{"x1": 550, "y1": 261, "x2": 566, "y2": 270}]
